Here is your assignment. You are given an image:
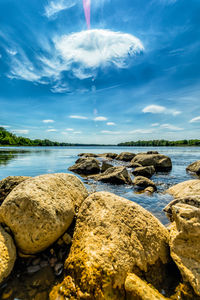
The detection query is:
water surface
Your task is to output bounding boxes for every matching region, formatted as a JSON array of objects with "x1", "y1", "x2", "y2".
[{"x1": 0, "y1": 146, "x2": 199, "y2": 224}]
